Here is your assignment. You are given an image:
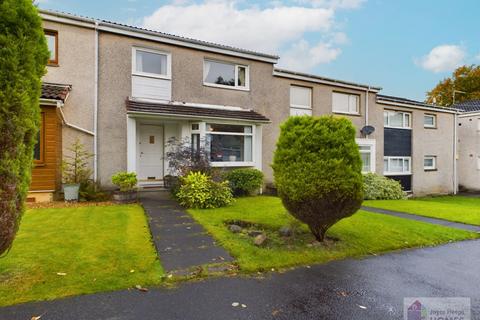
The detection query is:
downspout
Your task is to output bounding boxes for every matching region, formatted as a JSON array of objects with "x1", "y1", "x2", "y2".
[
  {"x1": 57, "y1": 101, "x2": 95, "y2": 136},
  {"x1": 453, "y1": 112, "x2": 458, "y2": 194},
  {"x1": 93, "y1": 21, "x2": 99, "y2": 182},
  {"x1": 365, "y1": 86, "x2": 370, "y2": 126}
]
